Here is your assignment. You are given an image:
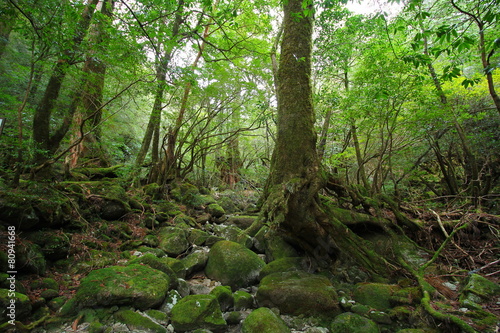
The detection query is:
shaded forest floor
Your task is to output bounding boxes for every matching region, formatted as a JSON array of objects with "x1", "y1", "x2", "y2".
[{"x1": 0, "y1": 173, "x2": 499, "y2": 332}]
